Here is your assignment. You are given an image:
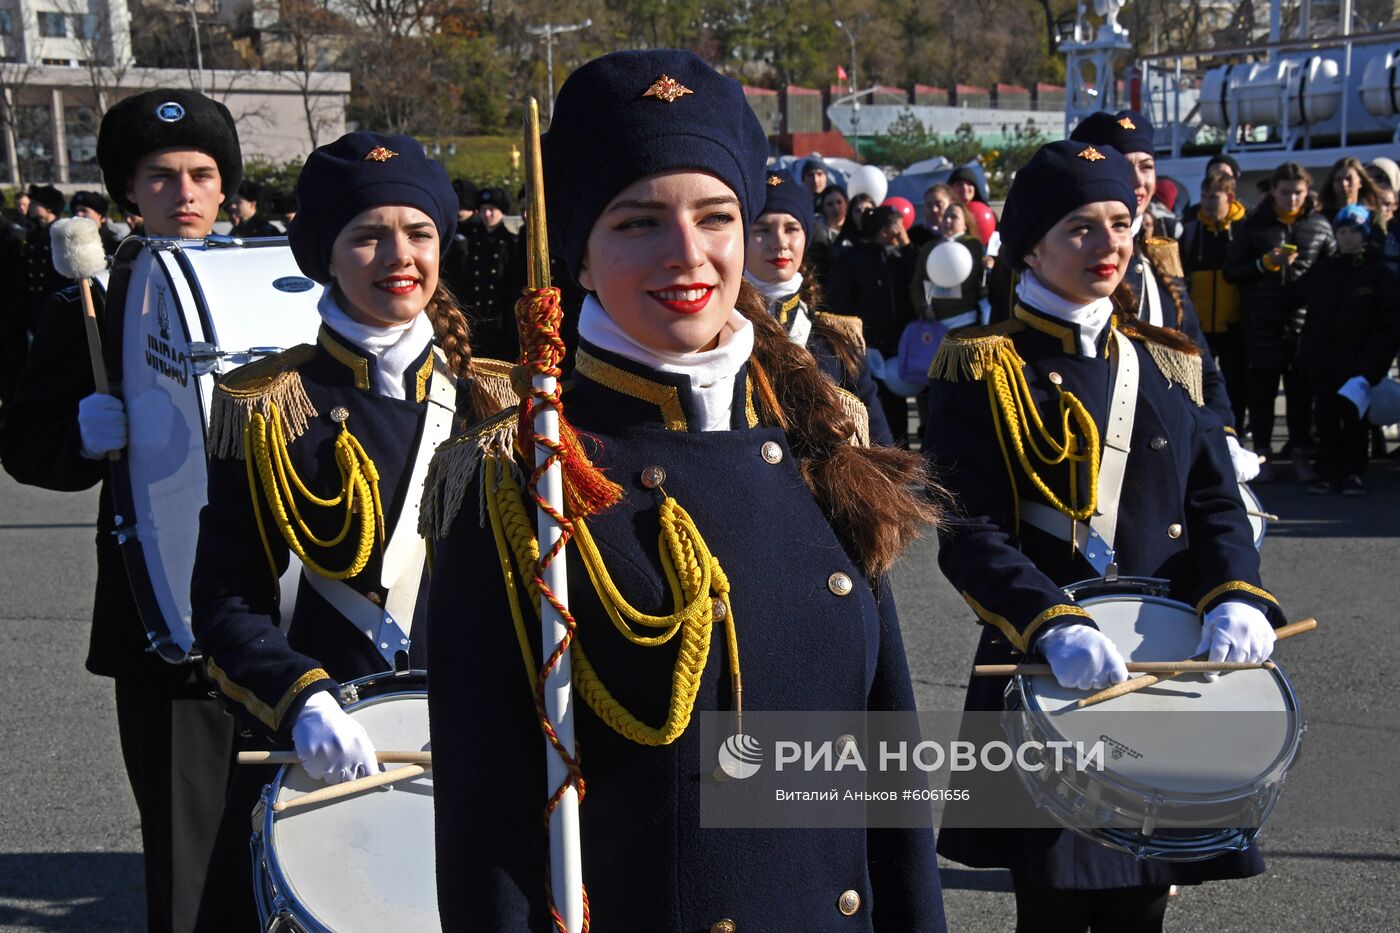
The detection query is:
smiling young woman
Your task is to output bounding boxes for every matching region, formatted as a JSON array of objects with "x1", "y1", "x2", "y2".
[
  {"x1": 423, "y1": 48, "x2": 947, "y2": 932},
  {"x1": 924, "y1": 140, "x2": 1288, "y2": 933},
  {"x1": 185, "y1": 131, "x2": 509, "y2": 929}
]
